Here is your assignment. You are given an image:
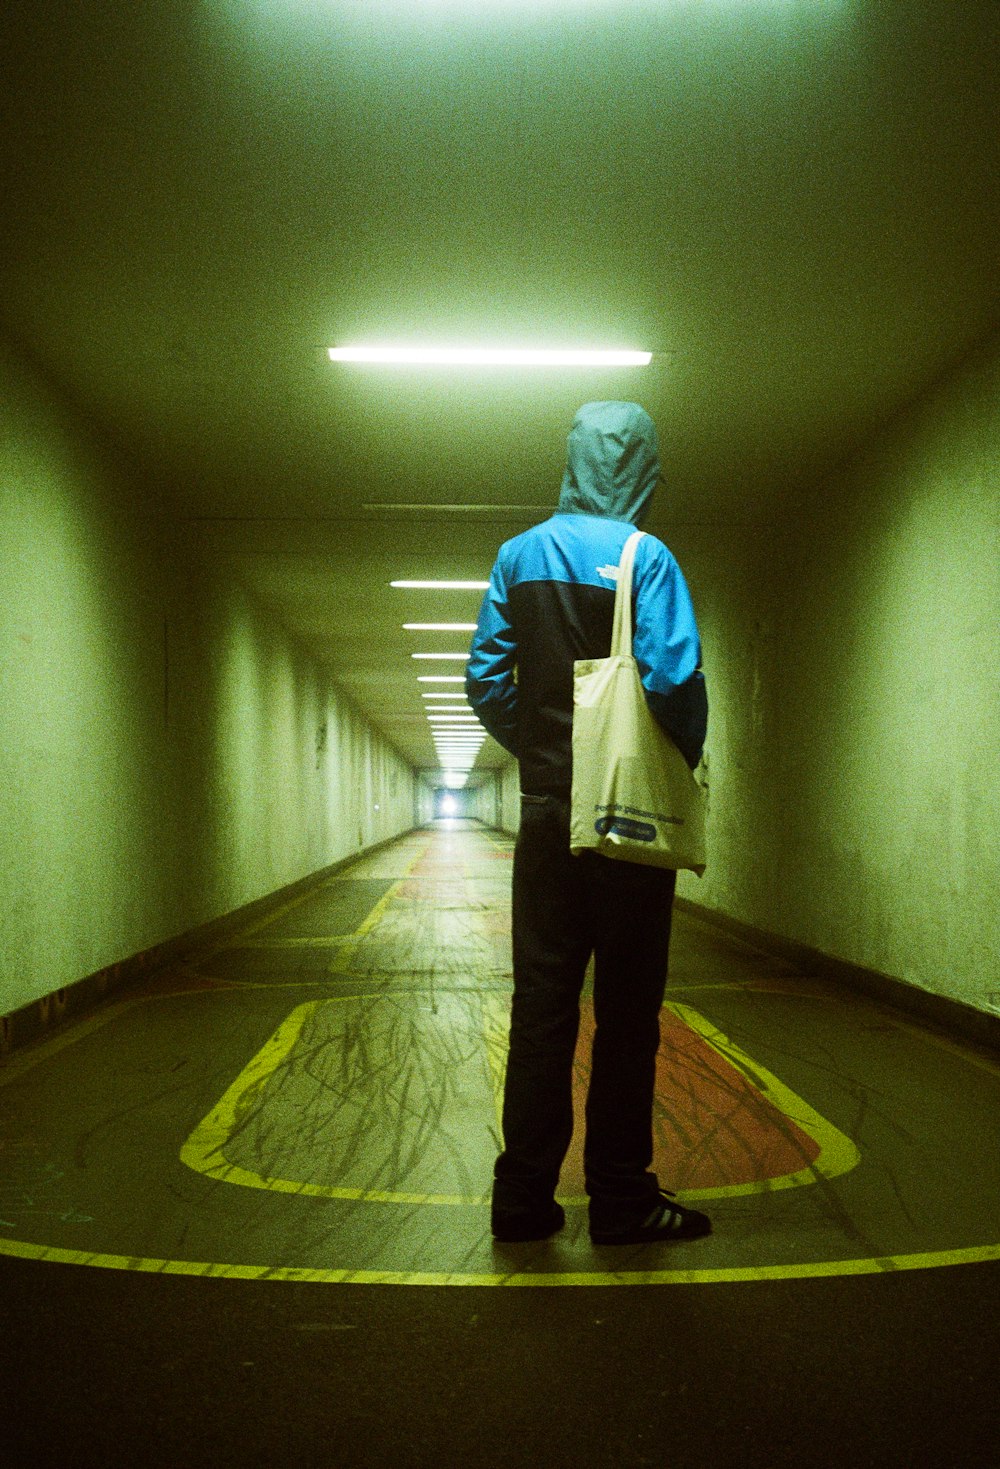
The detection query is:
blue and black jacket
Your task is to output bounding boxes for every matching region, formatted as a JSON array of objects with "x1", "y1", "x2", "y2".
[{"x1": 466, "y1": 400, "x2": 708, "y2": 795}]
